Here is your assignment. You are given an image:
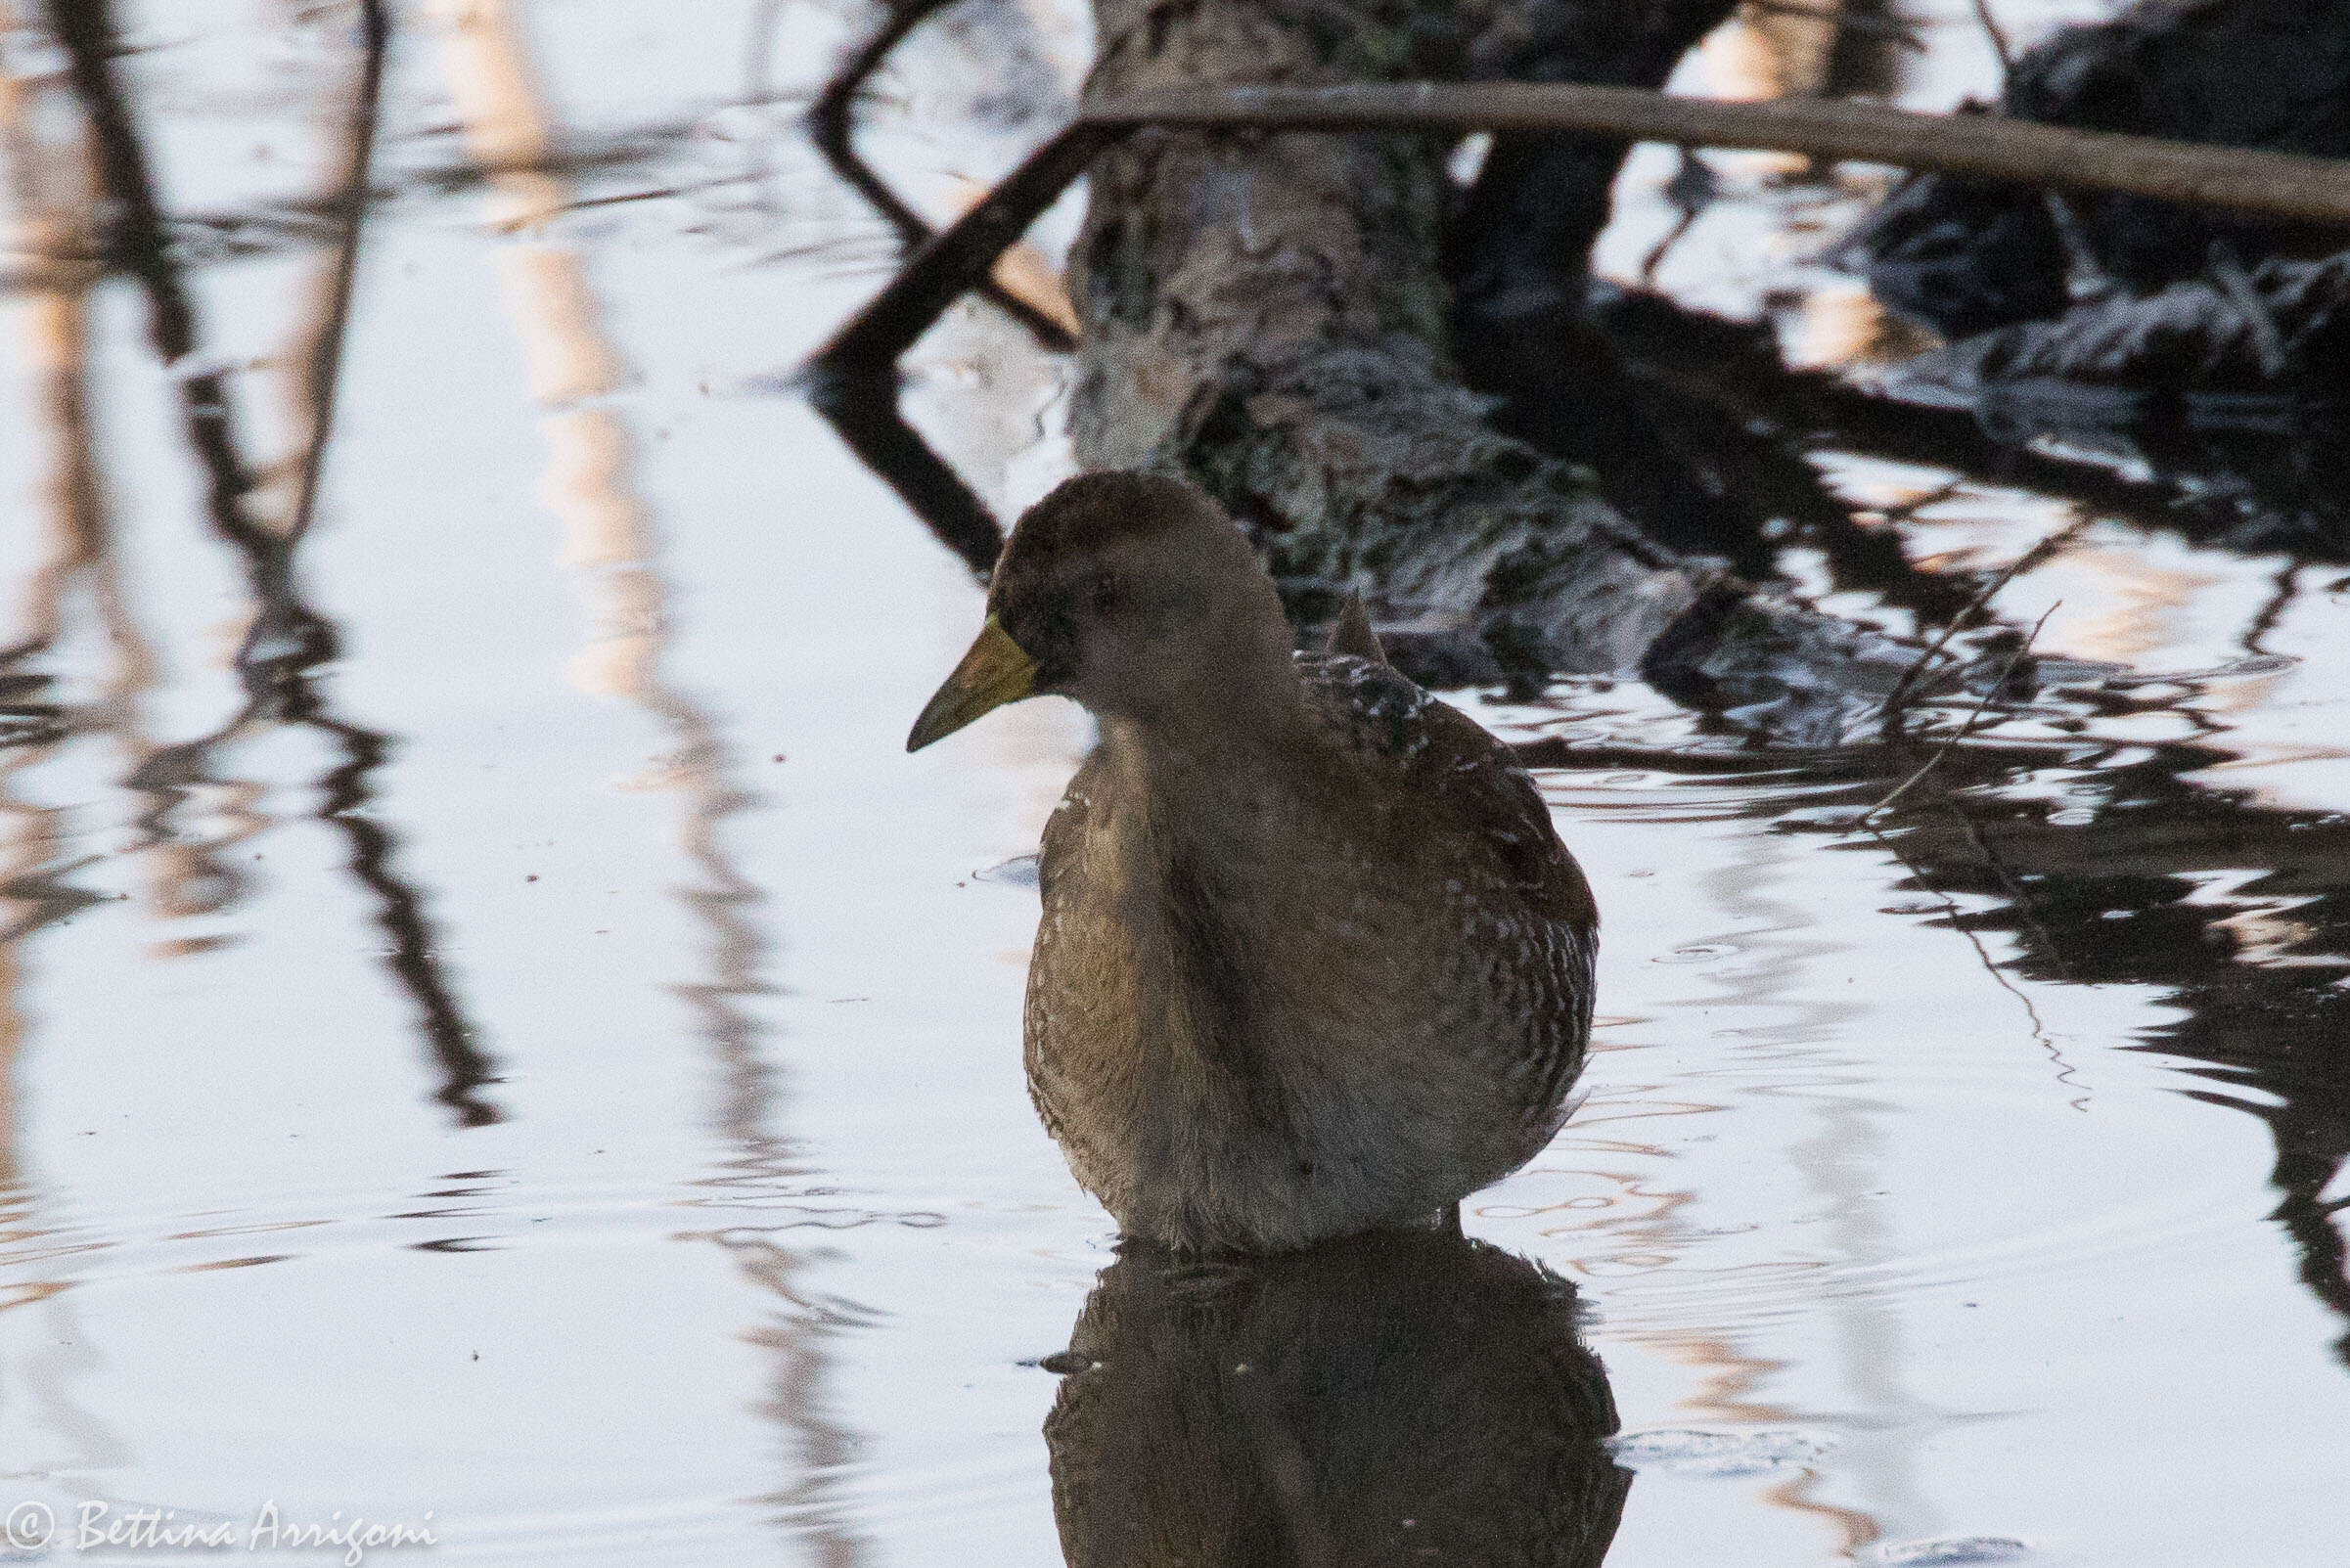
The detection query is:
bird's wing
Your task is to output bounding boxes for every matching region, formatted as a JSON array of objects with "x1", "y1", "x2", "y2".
[{"x1": 1296, "y1": 653, "x2": 1597, "y2": 929}]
